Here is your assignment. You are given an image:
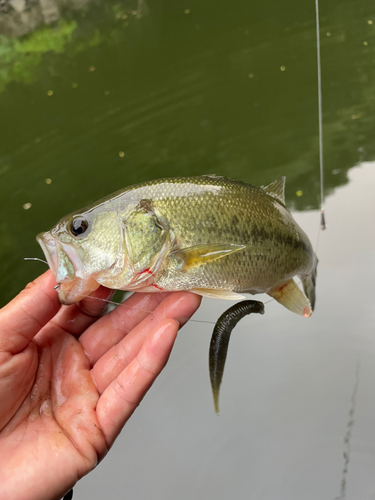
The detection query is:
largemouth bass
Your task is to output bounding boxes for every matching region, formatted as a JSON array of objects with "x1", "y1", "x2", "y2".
[
  {"x1": 37, "y1": 175, "x2": 317, "y2": 312},
  {"x1": 37, "y1": 175, "x2": 317, "y2": 411}
]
